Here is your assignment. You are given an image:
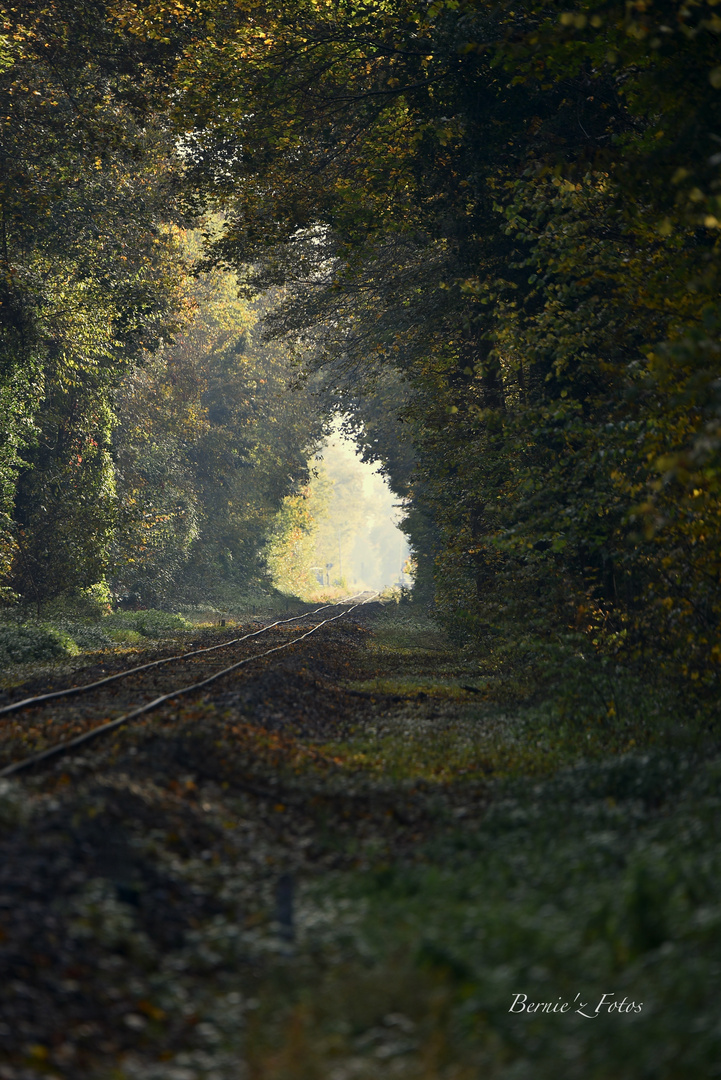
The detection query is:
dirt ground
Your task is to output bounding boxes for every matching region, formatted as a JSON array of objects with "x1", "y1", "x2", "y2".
[
  {"x1": 0, "y1": 604, "x2": 488, "y2": 1079},
  {"x1": 2, "y1": 604, "x2": 718, "y2": 1080}
]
